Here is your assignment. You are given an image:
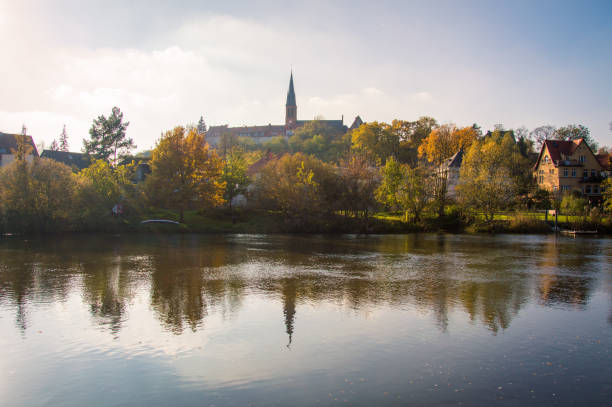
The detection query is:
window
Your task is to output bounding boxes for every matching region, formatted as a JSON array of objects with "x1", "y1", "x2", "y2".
[
  {"x1": 579, "y1": 155, "x2": 585, "y2": 163},
  {"x1": 585, "y1": 185, "x2": 591, "y2": 194},
  {"x1": 553, "y1": 186, "x2": 558, "y2": 192},
  {"x1": 544, "y1": 156, "x2": 550, "y2": 163},
  {"x1": 591, "y1": 169, "x2": 596, "y2": 177},
  {"x1": 593, "y1": 185, "x2": 599, "y2": 194},
  {"x1": 571, "y1": 168, "x2": 576, "y2": 177},
  {"x1": 583, "y1": 169, "x2": 588, "y2": 178},
  {"x1": 563, "y1": 168, "x2": 568, "y2": 177},
  {"x1": 538, "y1": 176, "x2": 543, "y2": 184},
  {"x1": 549, "y1": 169, "x2": 555, "y2": 174}
]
